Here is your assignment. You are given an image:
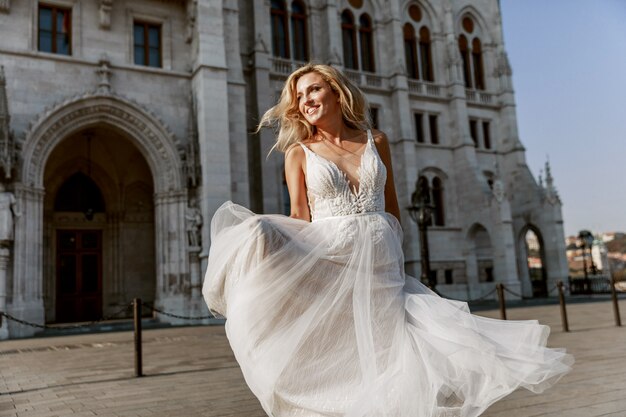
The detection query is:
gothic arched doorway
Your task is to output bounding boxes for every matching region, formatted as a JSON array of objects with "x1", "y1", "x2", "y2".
[
  {"x1": 43, "y1": 128, "x2": 155, "y2": 323},
  {"x1": 523, "y1": 228, "x2": 547, "y2": 297}
]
